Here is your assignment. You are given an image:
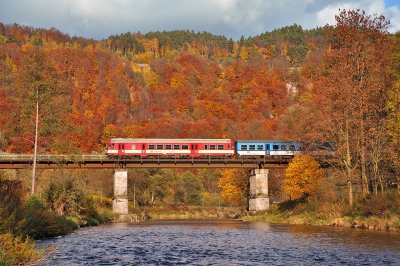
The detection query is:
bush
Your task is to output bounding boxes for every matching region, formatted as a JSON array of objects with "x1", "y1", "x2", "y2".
[
  {"x1": 0, "y1": 233, "x2": 42, "y2": 266},
  {"x1": 44, "y1": 179, "x2": 84, "y2": 216},
  {"x1": 362, "y1": 191, "x2": 400, "y2": 217},
  {"x1": 16, "y1": 208, "x2": 78, "y2": 239},
  {"x1": 25, "y1": 196, "x2": 46, "y2": 210},
  {"x1": 79, "y1": 196, "x2": 106, "y2": 223}
]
